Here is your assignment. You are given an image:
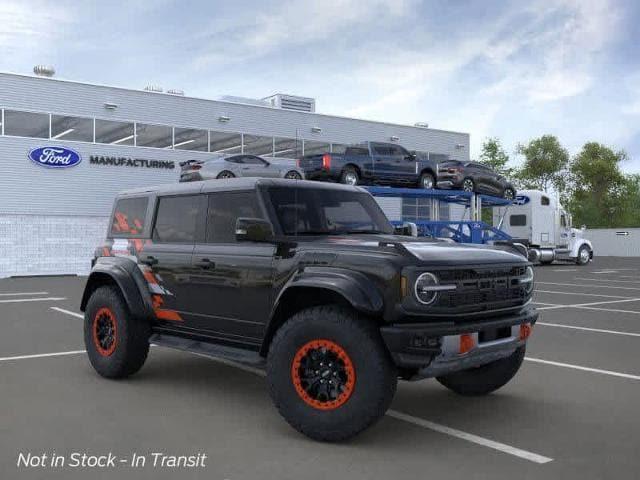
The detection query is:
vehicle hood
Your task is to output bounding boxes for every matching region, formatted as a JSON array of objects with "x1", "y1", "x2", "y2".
[{"x1": 298, "y1": 234, "x2": 527, "y2": 265}]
